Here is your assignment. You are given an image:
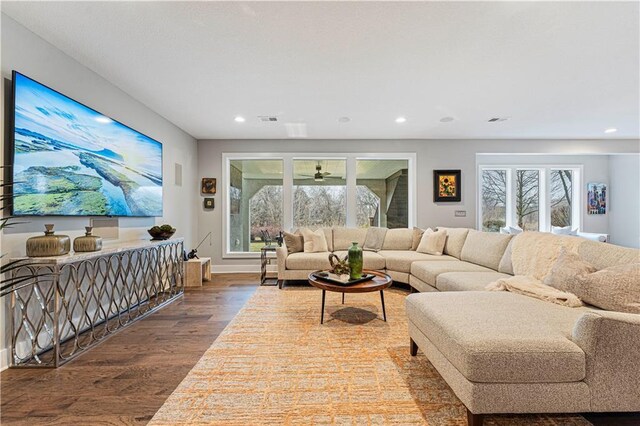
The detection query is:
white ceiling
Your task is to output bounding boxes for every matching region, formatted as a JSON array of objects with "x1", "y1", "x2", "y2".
[{"x1": 2, "y1": 1, "x2": 639, "y2": 140}]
